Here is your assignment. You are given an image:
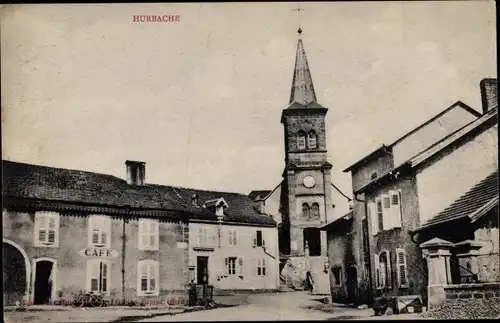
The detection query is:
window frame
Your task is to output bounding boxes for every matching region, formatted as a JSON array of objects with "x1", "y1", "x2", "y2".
[
  {"x1": 88, "y1": 215, "x2": 111, "y2": 248},
  {"x1": 297, "y1": 130, "x2": 306, "y2": 150},
  {"x1": 86, "y1": 259, "x2": 111, "y2": 296},
  {"x1": 226, "y1": 257, "x2": 237, "y2": 275},
  {"x1": 307, "y1": 130, "x2": 317, "y2": 149},
  {"x1": 34, "y1": 211, "x2": 60, "y2": 248},
  {"x1": 256, "y1": 258, "x2": 266, "y2": 276},
  {"x1": 196, "y1": 226, "x2": 209, "y2": 247},
  {"x1": 311, "y1": 202, "x2": 320, "y2": 219},
  {"x1": 302, "y1": 202, "x2": 310, "y2": 218},
  {"x1": 138, "y1": 218, "x2": 159, "y2": 251},
  {"x1": 227, "y1": 229, "x2": 238, "y2": 246},
  {"x1": 379, "y1": 250, "x2": 392, "y2": 289},
  {"x1": 254, "y1": 230, "x2": 265, "y2": 247},
  {"x1": 137, "y1": 259, "x2": 160, "y2": 296}
]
